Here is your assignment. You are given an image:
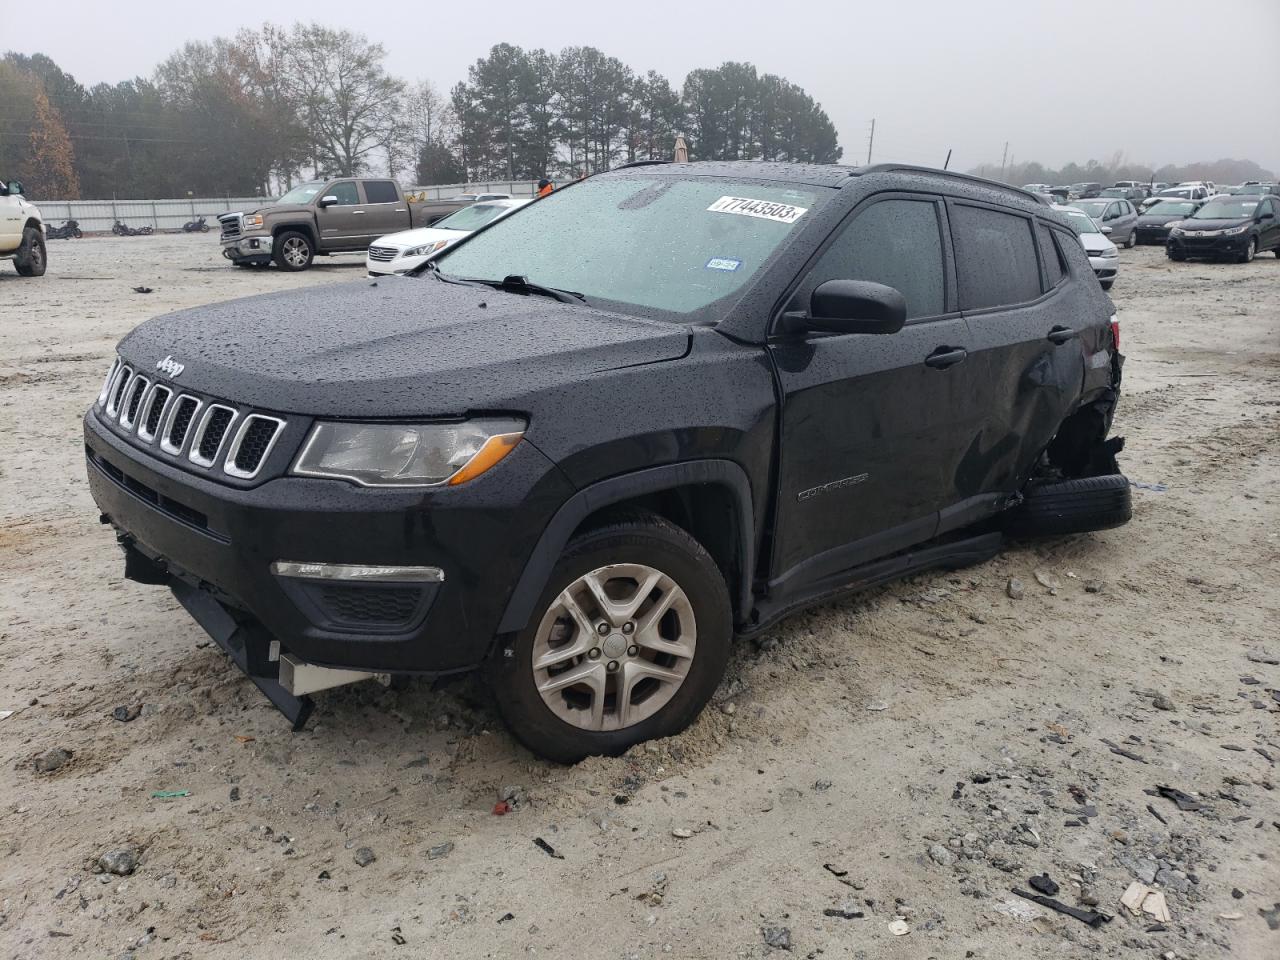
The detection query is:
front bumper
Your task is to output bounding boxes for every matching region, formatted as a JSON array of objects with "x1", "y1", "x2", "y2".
[
  {"x1": 1166, "y1": 232, "x2": 1252, "y2": 259},
  {"x1": 221, "y1": 234, "x2": 274, "y2": 263},
  {"x1": 1135, "y1": 226, "x2": 1173, "y2": 244},
  {"x1": 84, "y1": 407, "x2": 572, "y2": 674},
  {"x1": 1088, "y1": 254, "x2": 1119, "y2": 280}
]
